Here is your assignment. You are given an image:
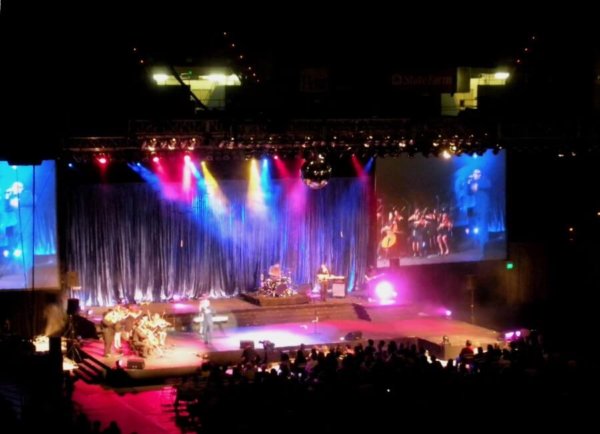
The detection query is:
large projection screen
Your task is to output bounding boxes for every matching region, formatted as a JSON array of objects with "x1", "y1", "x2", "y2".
[{"x1": 375, "y1": 150, "x2": 506, "y2": 266}]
